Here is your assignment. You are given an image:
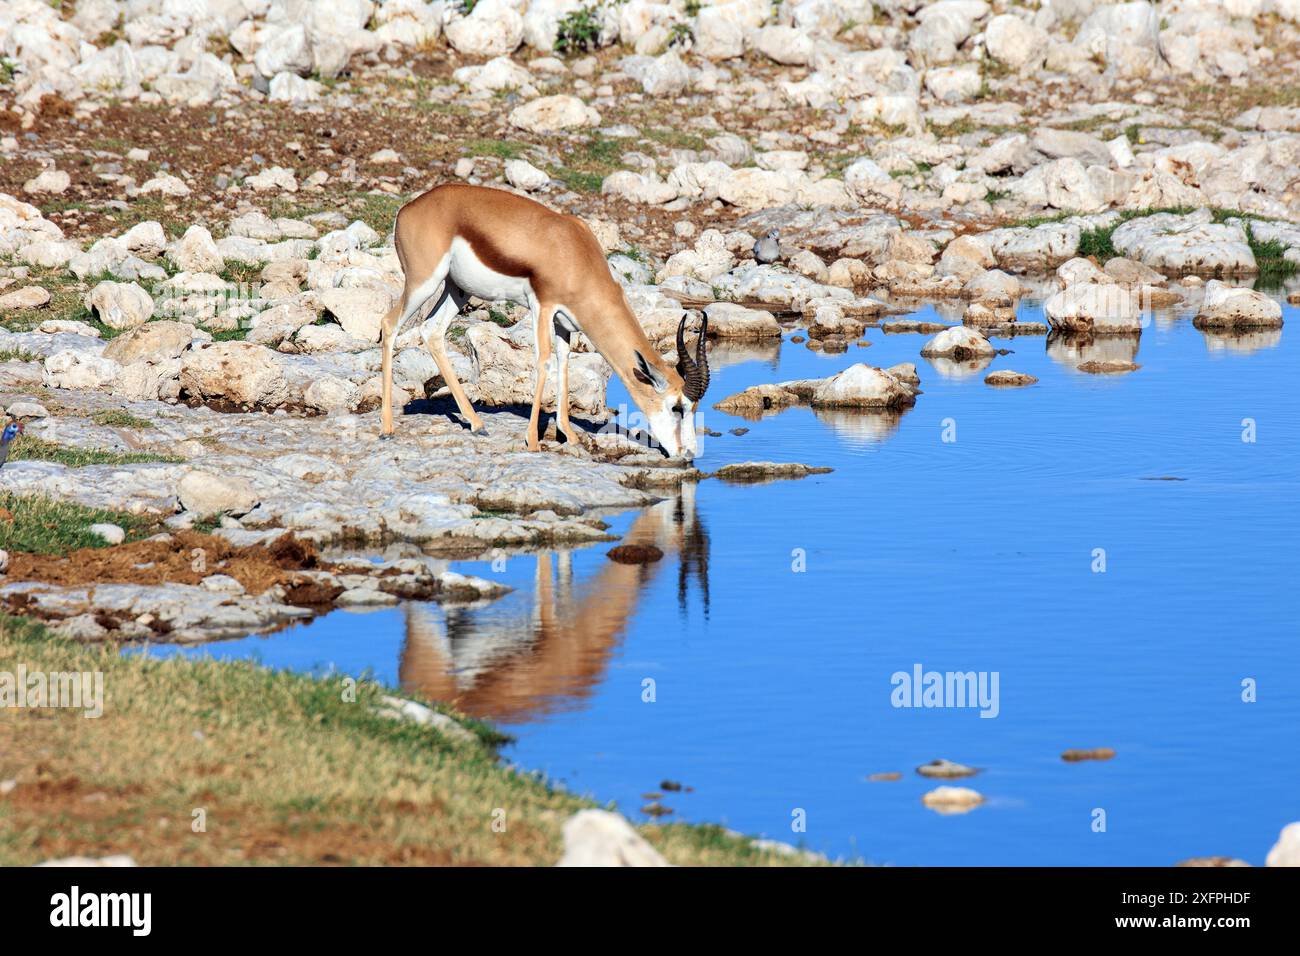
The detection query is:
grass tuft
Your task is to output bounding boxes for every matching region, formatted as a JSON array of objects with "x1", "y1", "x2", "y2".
[
  {"x1": 90, "y1": 409, "x2": 154, "y2": 429},
  {"x1": 0, "y1": 493, "x2": 157, "y2": 555},
  {"x1": 7, "y1": 435, "x2": 181, "y2": 467}
]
